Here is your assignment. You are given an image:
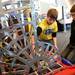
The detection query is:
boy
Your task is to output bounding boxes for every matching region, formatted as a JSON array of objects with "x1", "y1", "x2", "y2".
[
  {"x1": 37, "y1": 8, "x2": 58, "y2": 49},
  {"x1": 62, "y1": 4, "x2": 75, "y2": 64}
]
